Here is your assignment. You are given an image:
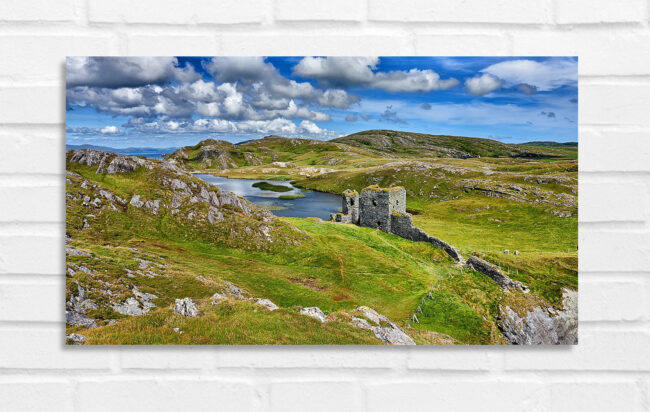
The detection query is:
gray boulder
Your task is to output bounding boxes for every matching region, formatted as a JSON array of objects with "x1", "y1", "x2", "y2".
[
  {"x1": 66, "y1": 333, "x2": 87, "y2": 345},
  {"x1": 129, "y1": 194, "x2": 144, "y2": 208},
  {"x1": 174, "y1": 298, "x2": 199, "y2": 317},
  {"x1": 255, "y1": 298, "x2": 279, "y2": 311},
  {"x1": 300, "y1": 307, "x2": 327, "y2": 323},
  {"x1": 372, "y1": 326, "x2": 416, "y2": 345}
]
